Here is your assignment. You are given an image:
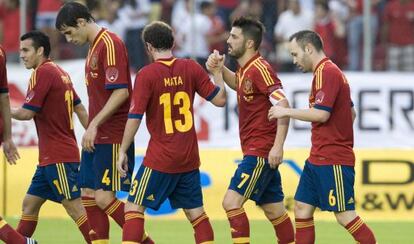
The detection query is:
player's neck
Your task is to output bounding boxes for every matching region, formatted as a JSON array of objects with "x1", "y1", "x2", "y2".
[
  {"x1": 153, "y1": 50, "x2": 173, "y2": 61},
  {"x1": 237, "y1": 50, "x2": 258, "y2": 68},
  {"x1": 88, "y1": 23, "x2": 102, "y2": 45},
  {"x1": 33, "y1": 57, "x2": 48, "y2": 69}
]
